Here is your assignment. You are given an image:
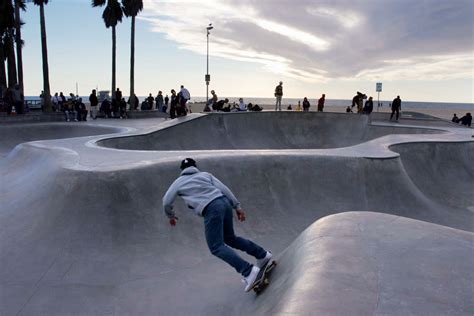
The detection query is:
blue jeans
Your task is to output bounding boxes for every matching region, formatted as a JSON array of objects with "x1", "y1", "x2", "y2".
[{"x1": 203, "y1": 197, "x2": 267, "y2": 277}]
